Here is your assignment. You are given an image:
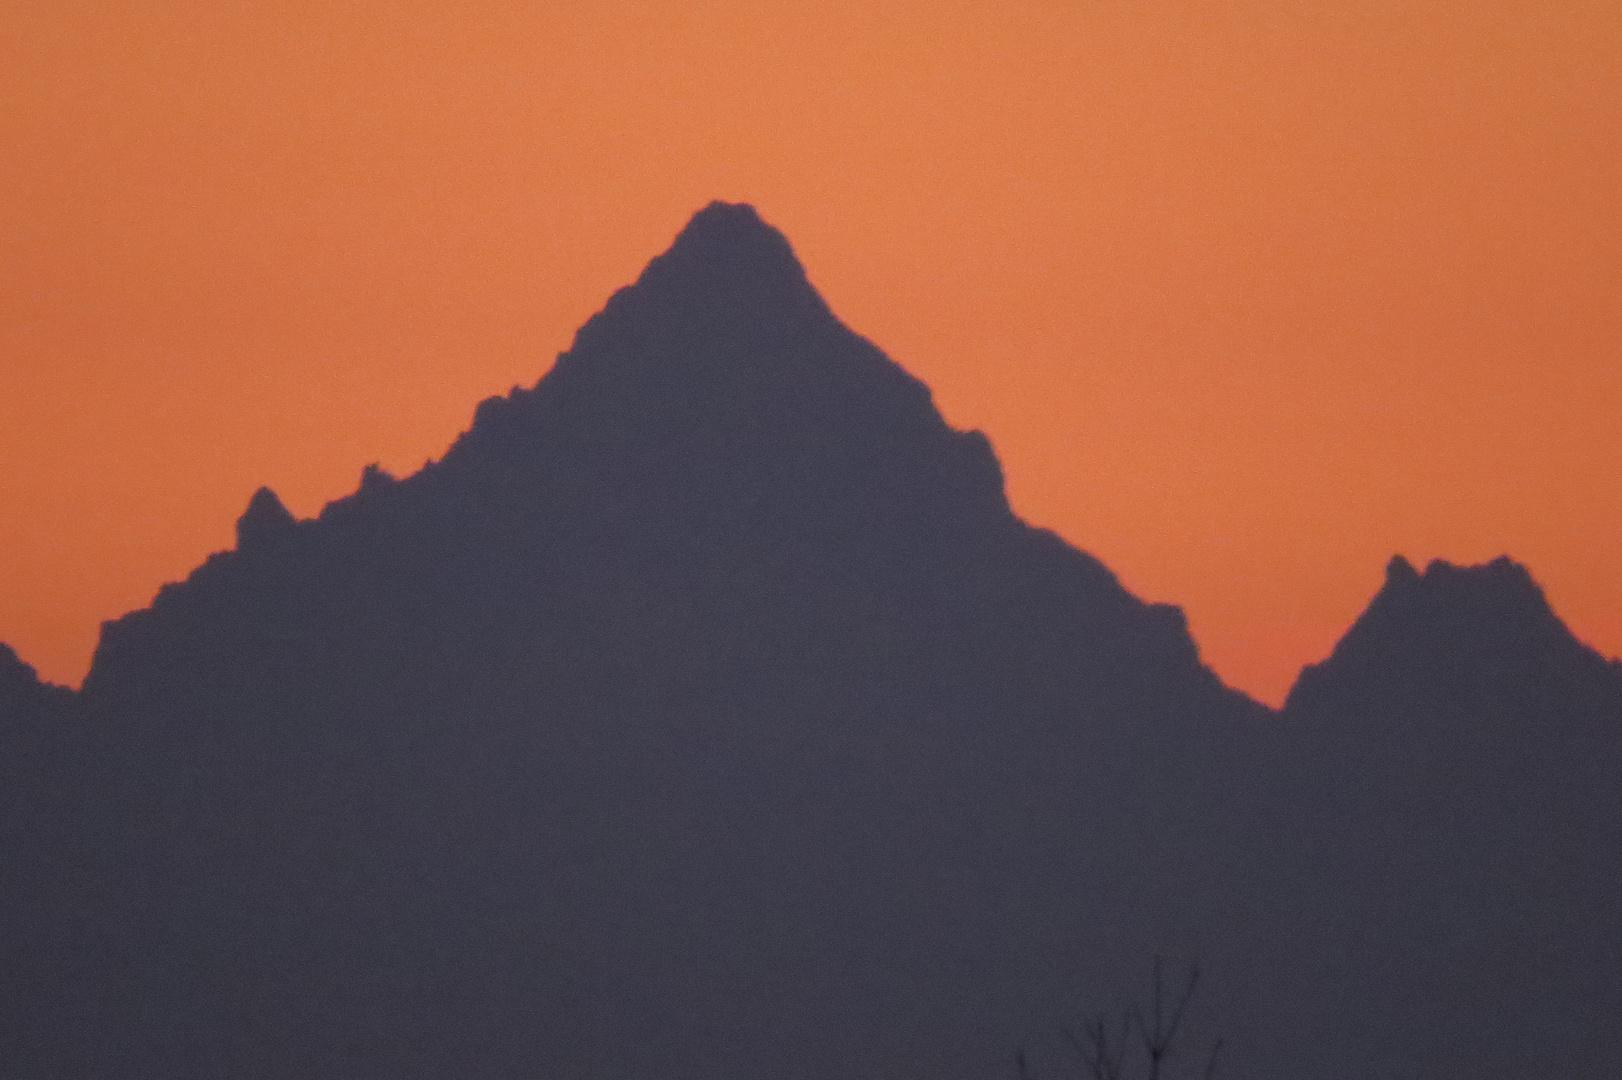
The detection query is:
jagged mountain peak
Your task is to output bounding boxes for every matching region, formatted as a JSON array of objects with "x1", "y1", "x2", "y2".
[
  {"x1": 84, "y1": 203, "x2": 1222, "y2": 722},
  {"x1": 1383, "y1": 552, "x2": 1420, "y2": 585},
  {"x1": 592, "y1": 201, "x2": 824, "y2": 324},
  {"x1": 1368, "y1": 553, "x2": 1555, "y2": 629},
  {"x1": 442, "y1": 203, "x2": 993, "y2": 527},
  {"x1": 472, "y1": 203, "x2": 920, "y2": 441},
  {"x1": 646, "y1": 201, "x2": 812, "y2": 295},
  {"x1": 235, "y1": 486, "x2": 297, "y2": 550},
  {"x1": 568, "y1": 201, "x2": 833, "y2": 353},
  {"x1": 1285, "y1": 554, "x2": 1616, "y2": 717}
]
